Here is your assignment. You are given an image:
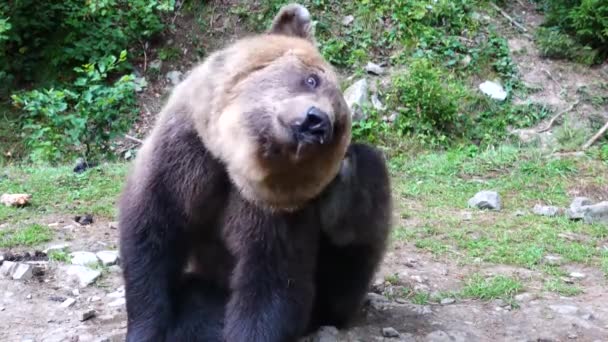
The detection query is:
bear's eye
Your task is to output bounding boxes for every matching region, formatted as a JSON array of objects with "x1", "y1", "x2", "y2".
[{"x1": 305, "y1": 74, "x2": 320, "y2": 89}]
